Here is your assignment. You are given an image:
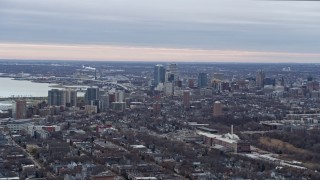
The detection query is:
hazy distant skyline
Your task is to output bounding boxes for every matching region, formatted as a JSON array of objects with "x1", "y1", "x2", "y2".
[{"x1": 1, "y1": 0, "x2": 320, "y2": 62}]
